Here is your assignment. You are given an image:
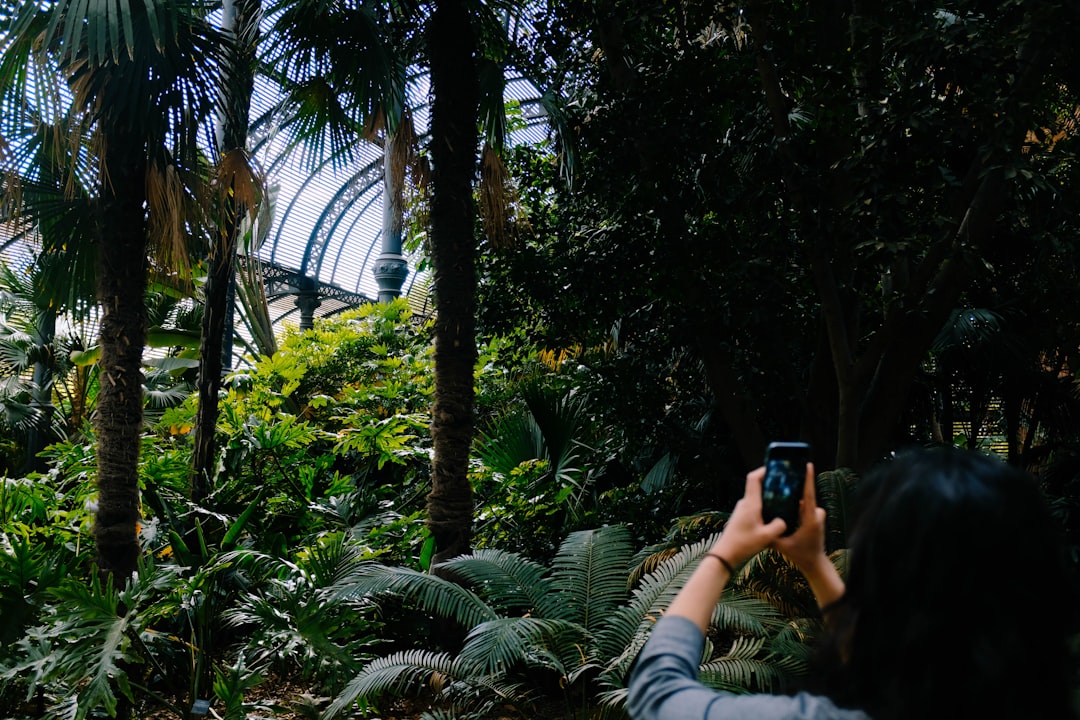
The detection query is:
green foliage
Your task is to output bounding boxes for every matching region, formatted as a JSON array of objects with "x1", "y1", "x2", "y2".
[
  {"x1": 595, "y1": 532, "x2": 814, "y2": 710},
  {"x1": 0, "y1": 470, "x2": 94, "y2": 662},
  {"x1": 0, "y1": 560, "x2": 190, "y2": 720},
  {"x1": 472, "y1": 361, "x2": 661, "y2": 562},
  {"x1": 323, "y1": 522, "x2": 821, "y2": 718},
  {"x1": 212, "y1": 654, "x2": 268, "y2": 720},
  {"x1": 220, "y1": 535, "x2": 382, "y2": 689},
  {"x1": 322, "y1": 526, "x2": 634, "y2": 718},
  {"x1": 481, "y1": 0, "x2": 1080, "y2": 476}
]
